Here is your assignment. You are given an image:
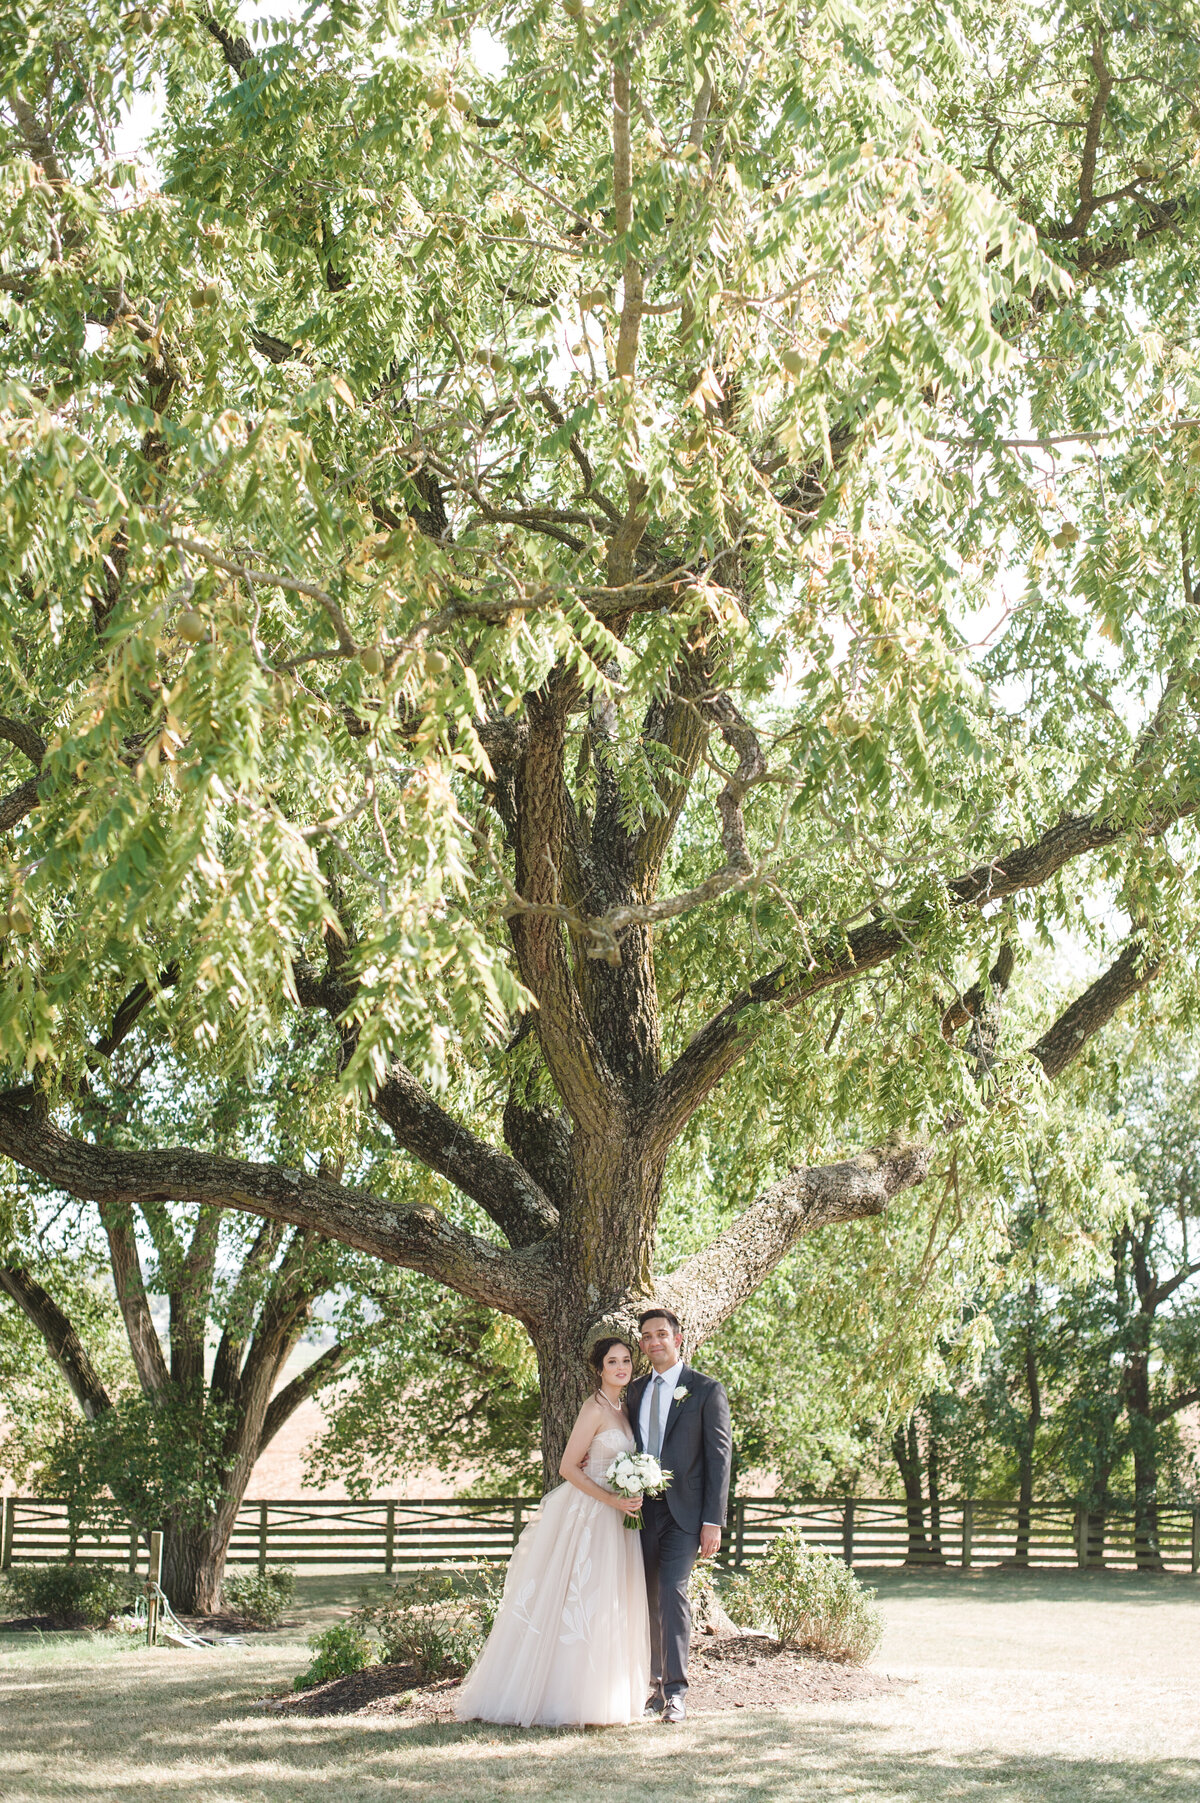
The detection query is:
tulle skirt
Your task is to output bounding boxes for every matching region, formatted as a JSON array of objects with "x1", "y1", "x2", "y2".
[{"x1": 454, "y1": 1479, "x2": 651, "y2": 1726}]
